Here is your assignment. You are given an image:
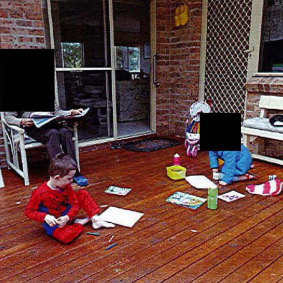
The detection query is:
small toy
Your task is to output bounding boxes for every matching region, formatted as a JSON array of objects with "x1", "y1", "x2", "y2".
[
  {"x1": 173, "y1": 153, "x2": 181, "y2": 165},
  {"x1": 185, "y1": 100, "x2": 211, "y2": 157},
  {"x1": 174, "y1": 4, "x2": 189, "y2": 27},
  {"x1": 166, "y1": 165, "x2": 186, "y2": 180},
  {"x1": 207, "y1": 187, "x2": 218, "y2": 210}
]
